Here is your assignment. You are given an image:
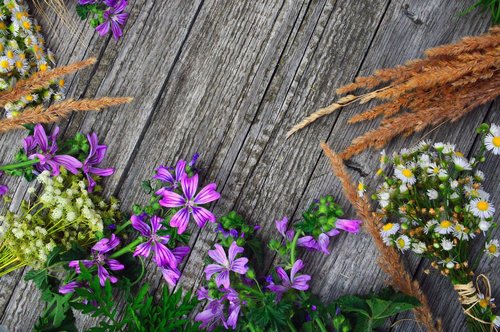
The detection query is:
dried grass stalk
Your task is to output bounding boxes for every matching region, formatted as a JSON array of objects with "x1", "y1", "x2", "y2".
[
  {"x1": 0, "y1": 58, "x2": 96, "y2": 108},
  {"x1": 320, "y1": 142, "x2": 441, "y2": 332},
  {"x1": 289, "y1": 28, "x2": 500, "y2": 160},
  {"x1": 0, "y1": 97, "x2": 133, "y2": 133}
]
